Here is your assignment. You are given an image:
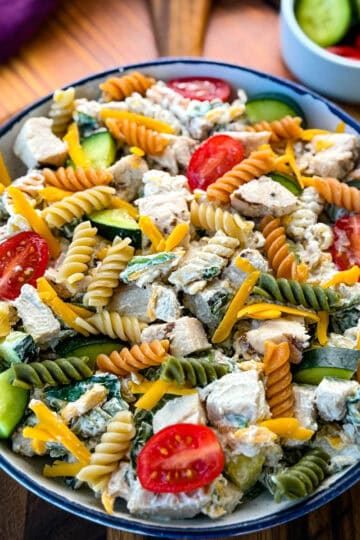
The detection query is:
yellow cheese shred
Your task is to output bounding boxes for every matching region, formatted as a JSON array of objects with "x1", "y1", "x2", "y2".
[
  {"x1": 235, "y1": 257, "x2": 256, "y2": 273},
  {"x1": 135, "y1": 379, "x2": 170, "y2": 410},
  {"x1": 284, "y1": 141, "x2": 304, "y2": 189},
  {"x1": 111, "y1": 196, "x2": 139, "y2": 219},
  {"x1": 258, "y1": 418, "x2": 314, "y2": 441},
  {"x1": 301, "y1": 128, "x2": 330, "y2": 141},
  {"x1": 248, "y1": 309, "x2": 282, "y2": 319},
  {"x1": 165, "y1": 223, "x2": 189, "y2": 251},
  {"x1": 130, "y1": 146, "x2": 145, "y2": 157},
  {"x1": 317, "y1": 311, "x2": 329, "y2": 346},
  {"x1": 63, "y1": 123, "x2": 90, "y2": 168},
  {"x1": 43, "y1": 461, "x2": 85, "y2": 478},
  {"x1": 335, "y1": 121, "x2": 345, "y2": 134},
  {"x1": 101, "y1": 489, "x2": 115, "y2": 515},
  {"x1": 100, "y1": 109, "x2": 175, "y2": 134},
  {"x1": 40, "y1": 186, "x2": 73, "y2": 203},
  {"x1": 212, "y1": 271, "x2": 261, "y2": 343},
  {"x1": 322, "y1": 266, "x2": 360, "y2": 288},
  {"x1": 0, "y1": 152, "x2": 11, "y2": 186},
  {"x1": 129, "y1": 380, "x2": 196, "y2": 396},
  {"x1": 8, "y1": 186, "x2": 61, "y2": 258},
  {"x1": 315, "y1": 139, "x2": 333, "y2": 152},
  {"x1": 138, "y1": 215, "x2": 165, "y2": 252},
  {"x1": 236, "y1": 302, "x2": 319, "y2": 322}
]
